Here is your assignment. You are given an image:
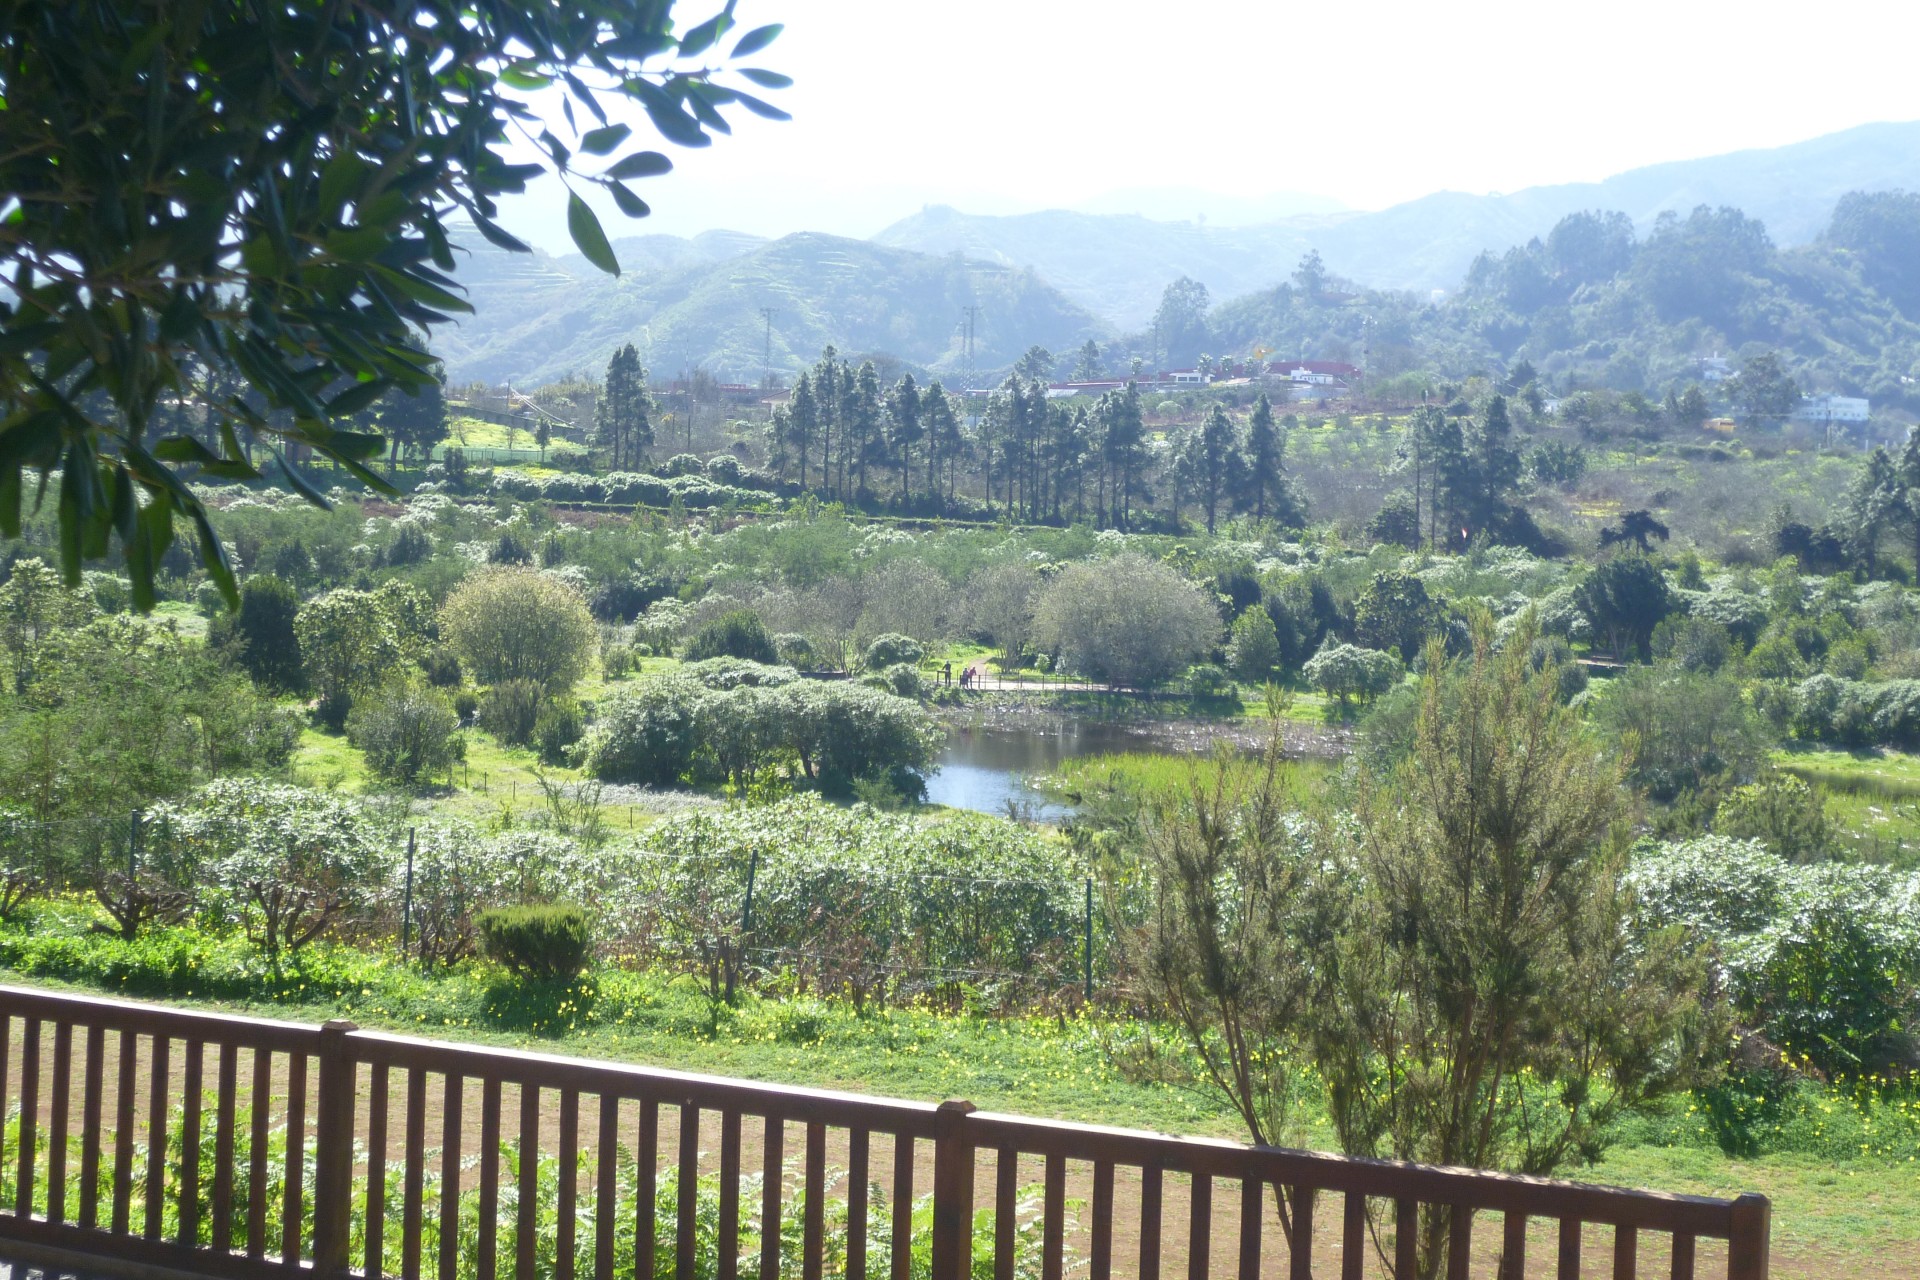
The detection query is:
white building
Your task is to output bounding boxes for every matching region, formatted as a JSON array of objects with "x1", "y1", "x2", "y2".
[{"x1": 1792, "y1": 394, "x2": 1871, "y2": 425}]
